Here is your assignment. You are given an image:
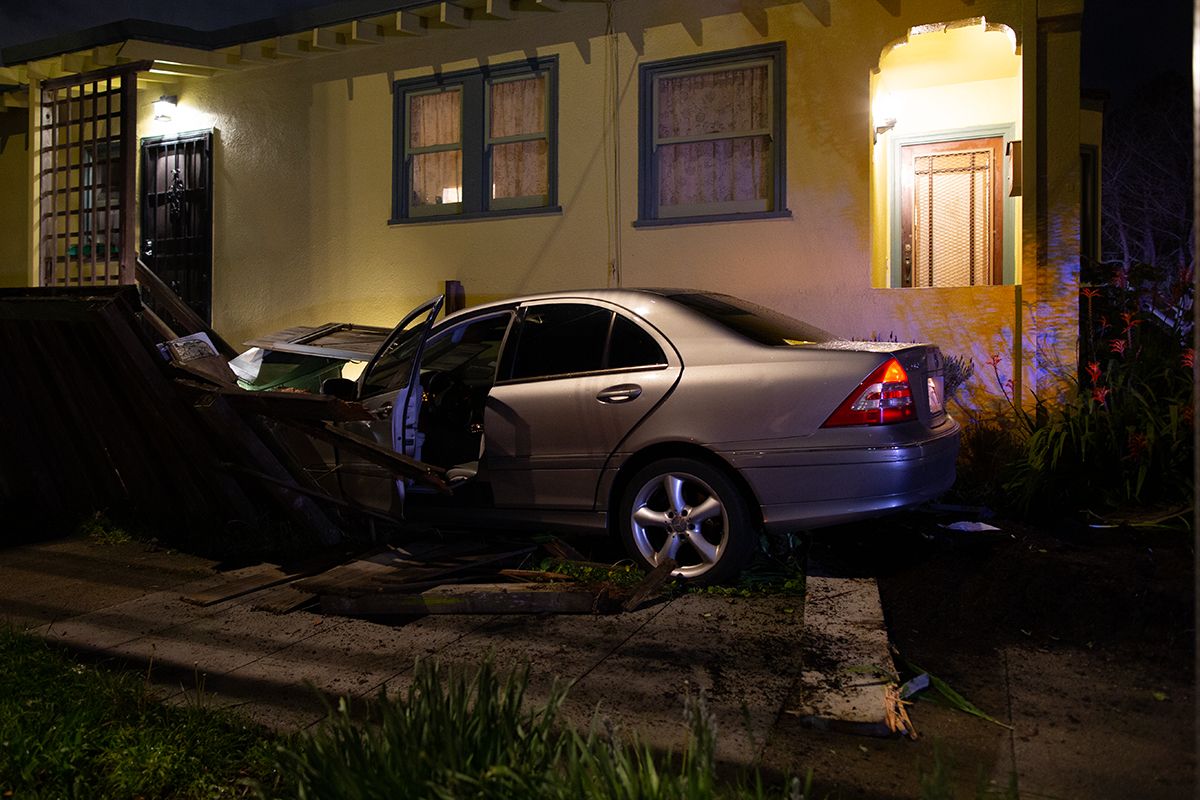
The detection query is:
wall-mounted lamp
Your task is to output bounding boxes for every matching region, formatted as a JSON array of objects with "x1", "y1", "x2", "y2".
[
  {"x1": 872, "y1": 90, "x2": 899, "y2": 139},
  {"x1": 153, "y1": 95, "x2": 178, "y2": 121}
]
